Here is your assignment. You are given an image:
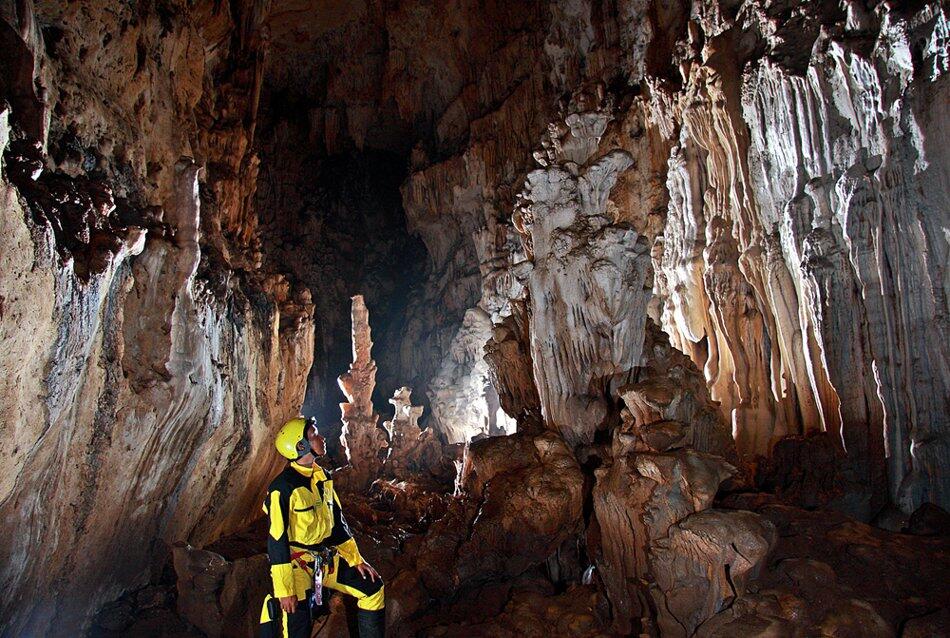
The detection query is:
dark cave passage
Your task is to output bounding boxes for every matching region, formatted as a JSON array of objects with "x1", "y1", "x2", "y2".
[
  {"x1": 255, "y1": 102, "x2": 428, "y2": 449},
  {"x1": 1, "y1": 1, "x2": 948, "y2": 637}
]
